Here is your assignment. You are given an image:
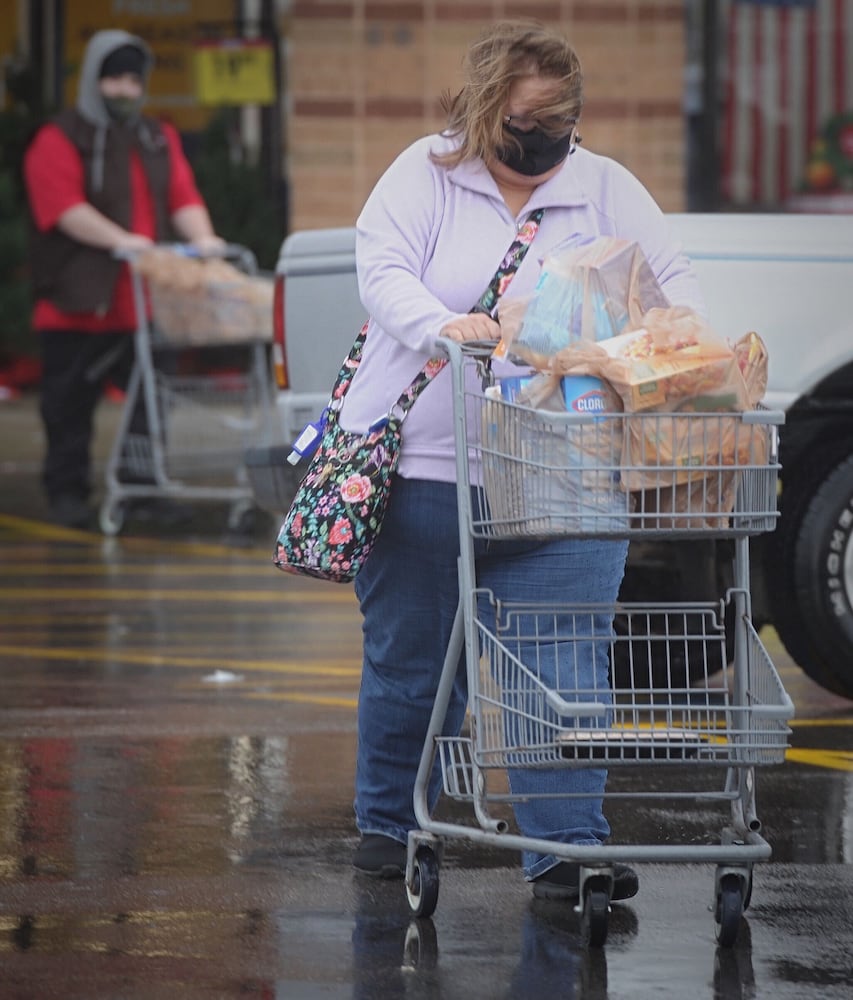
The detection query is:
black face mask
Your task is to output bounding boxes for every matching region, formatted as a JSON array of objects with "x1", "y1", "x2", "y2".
[
  {"x1": 498, "y1": 124, "x2": 573, "y2": 176},
  {"x1": 103, "y1": 94, "x2": 145, "y2": 124}
]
